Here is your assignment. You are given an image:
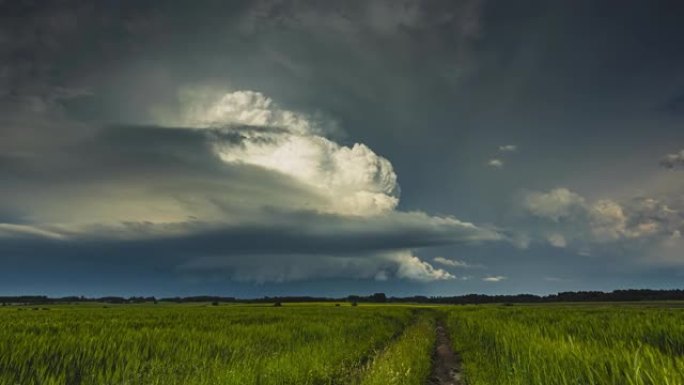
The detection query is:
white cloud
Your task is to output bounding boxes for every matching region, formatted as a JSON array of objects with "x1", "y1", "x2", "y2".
[
  {"x1": 182, "y1": 90, "x2": 399, "y2": 216},
  {"x1": 589, "y1": 199, "x2": 628, "y2": 241},
  {"x1": 482, "y1": 275, "x2": 506, "y2": 282},
  {"x1": 0, "y1": 223, "x2": 66, "y2": 240},
  {"x1": 0, "y1": 89, "x2": 501, "y2": 283},
  {"x1": 391, "y1": 252, "x2": 454, "y2": 281},
  {"x1": 519, "y1": 187, "x2": 684, "y2": 255},
  {"x1": 487, "y1": 145, "x2": 517, "y2": 168},
  {"x1": 488, "y1": 158, "x2": 504, "y2": 168},
  {"x1": 523, "y1": 188, "x2": 586, "y2": 222},
  {"x1": 179, "y1": 89, "x2": 333, "y2": 136},
  {"x1": 546, "y1": 233, "x2": 567, "y2": 248},
  {"x1": 432, "y1": 256, "x2": 481, "y2": 268}
]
